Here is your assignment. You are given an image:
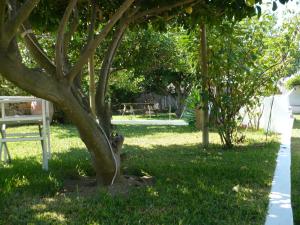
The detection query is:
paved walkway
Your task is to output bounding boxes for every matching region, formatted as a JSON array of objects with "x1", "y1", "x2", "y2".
[
  {"x1": 265, "y1": 118, "x2": 294, "y2": 225},
  {"x1": 111, "y1": 119, "x2": 188, "y2": 126}
]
